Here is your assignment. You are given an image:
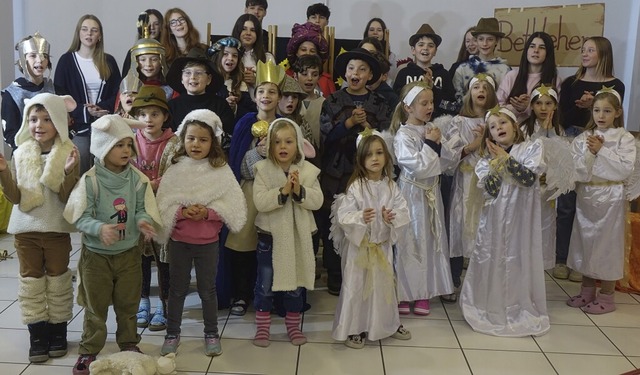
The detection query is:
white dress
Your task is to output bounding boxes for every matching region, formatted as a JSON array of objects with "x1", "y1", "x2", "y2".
[
  {"x1": 568, "y1": 127, "x2": 635, "y2": 280},
  {"x1": 523, "y1": 121, "x2": 567, "y2": 270},
  {"x1": 331, "y1": 178, "x2": 410, "y2": 341},
  {"x1": 460, "y1": 139, "x2": 550, "y2": 337},
  {"x1": 444, "y1": 116, "x2": 485, "y2": 258},
  {"x1": 394, "y1": 124, "x2": 454, "y2": 301}
]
